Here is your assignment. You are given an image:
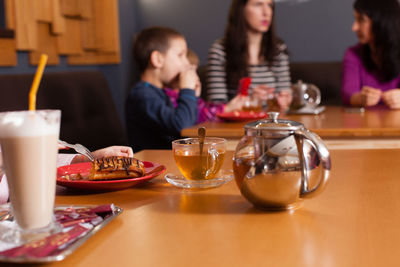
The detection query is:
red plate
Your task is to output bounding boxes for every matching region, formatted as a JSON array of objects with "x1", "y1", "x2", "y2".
[
  {"x1": 57, "y1": 161, "x2": 166, "y2": 191},
  {"x1": 216, "y1": 111, "x2": 268, "y2": 122}
]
